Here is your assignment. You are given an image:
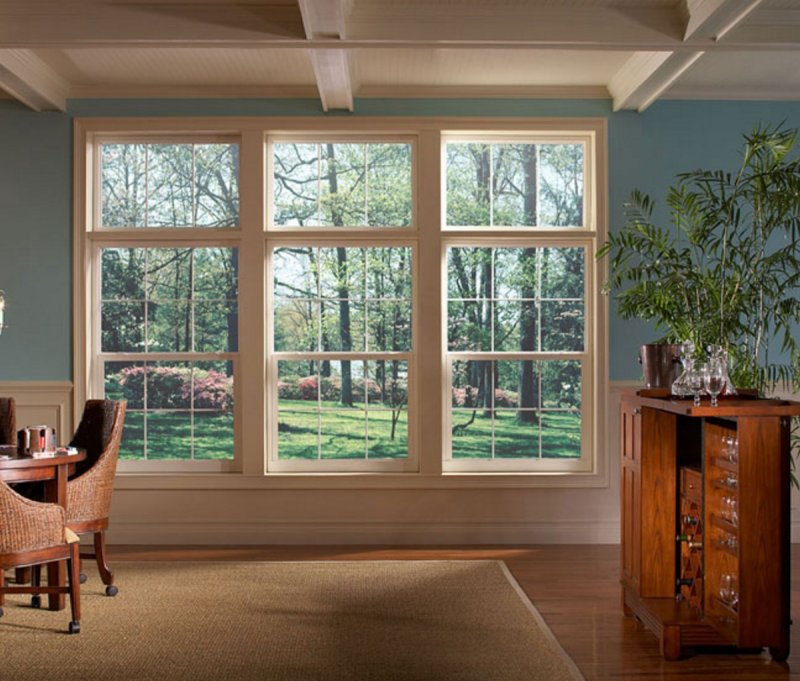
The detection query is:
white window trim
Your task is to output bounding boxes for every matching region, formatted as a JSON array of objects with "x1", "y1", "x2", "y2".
[{"x1": 73, "y1": 116, "x2": 608, "y2": 489}]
